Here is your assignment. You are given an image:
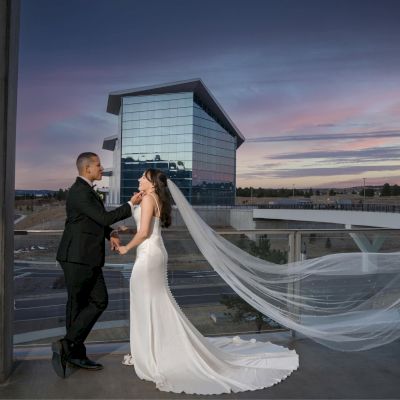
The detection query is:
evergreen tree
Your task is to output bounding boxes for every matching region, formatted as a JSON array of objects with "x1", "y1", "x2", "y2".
[
  {"x1": 391, "y1": 184, "x2": 400, "y2": 196},
  {"x1": 365, "y1": 188, "x2": 375, "y2": 197},
  {"x1": 359, "y1": 188, "x2": 374, "y2": 197},
  {"x1": 55, "y1": 188, "x2": 69, "y2": 201},
  {"x1": 249, "y1": 235, "x2": 287, "y2": 264},
  {"x1": 381, "y1": 183, "x2": 391, "y2": 196}
]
